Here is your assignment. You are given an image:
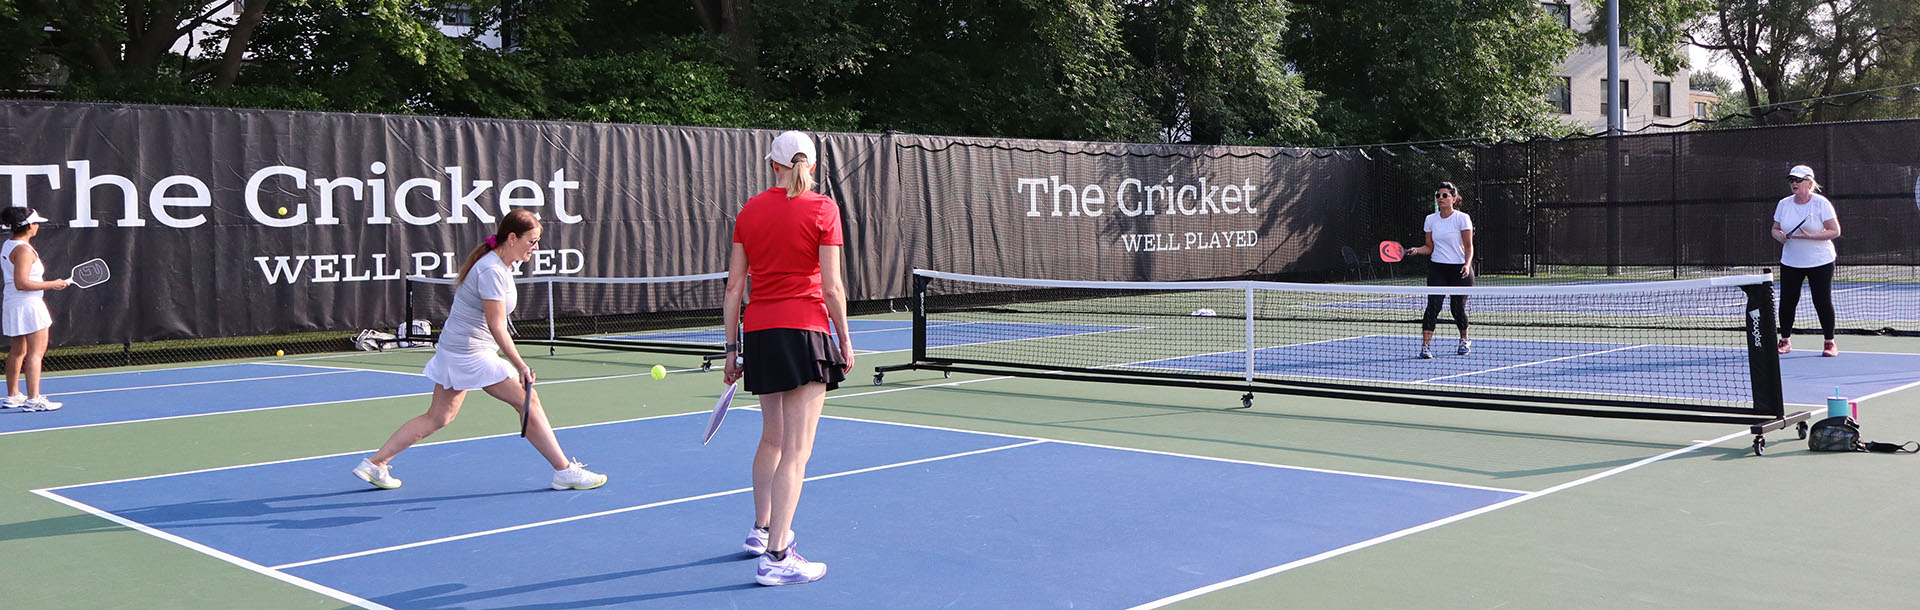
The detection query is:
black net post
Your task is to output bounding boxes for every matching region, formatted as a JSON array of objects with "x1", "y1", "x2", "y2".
[
  {"x1": 911, "y1": 272, "x2": 931, "y2": 363},
  {"x1": 401, "y1": 278, "x2": 415, "y2": 340},
  {"x1": 1743, "y1": 282, "x2": 1784, "y2": 417}
]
